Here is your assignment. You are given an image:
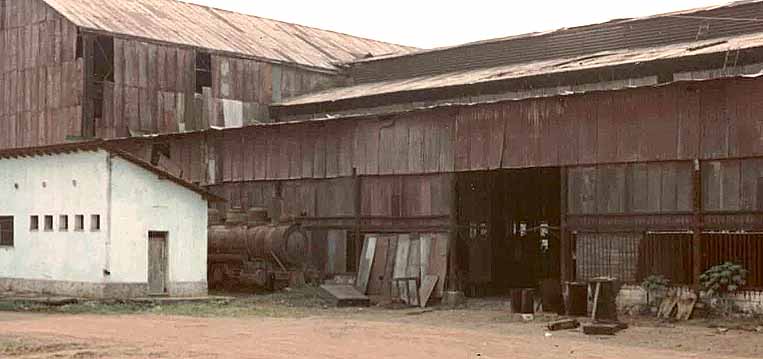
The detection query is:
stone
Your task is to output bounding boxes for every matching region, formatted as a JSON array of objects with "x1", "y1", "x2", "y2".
[{"x1": 442, "y1": 291, "x2": 467, "y2": 307}]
